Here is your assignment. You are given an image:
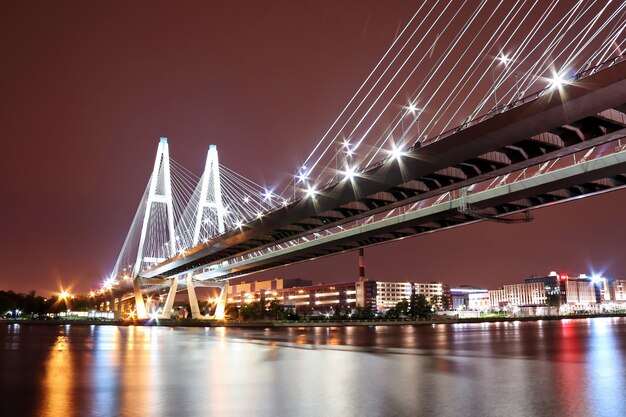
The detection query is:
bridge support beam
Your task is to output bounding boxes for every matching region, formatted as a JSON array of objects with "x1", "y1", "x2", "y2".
[
  {"x1": 159, "y1": 277, "x2": 179, "y2": 319},
  {"x1": 113, "y1": 294, "x2": 122, "y2": 320},
  {"x1": 133, "y1": 278, "x2": 148, "y2": 319},
  {"x1": 186, "y1": 273, "x2": 210, "y2": 320},
  {"x1": 184, "y1": 275, "x2": 228, "y2": 320},
  {"x1": 211, "y1": 281, "x2": 228, "y2": 320}
]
